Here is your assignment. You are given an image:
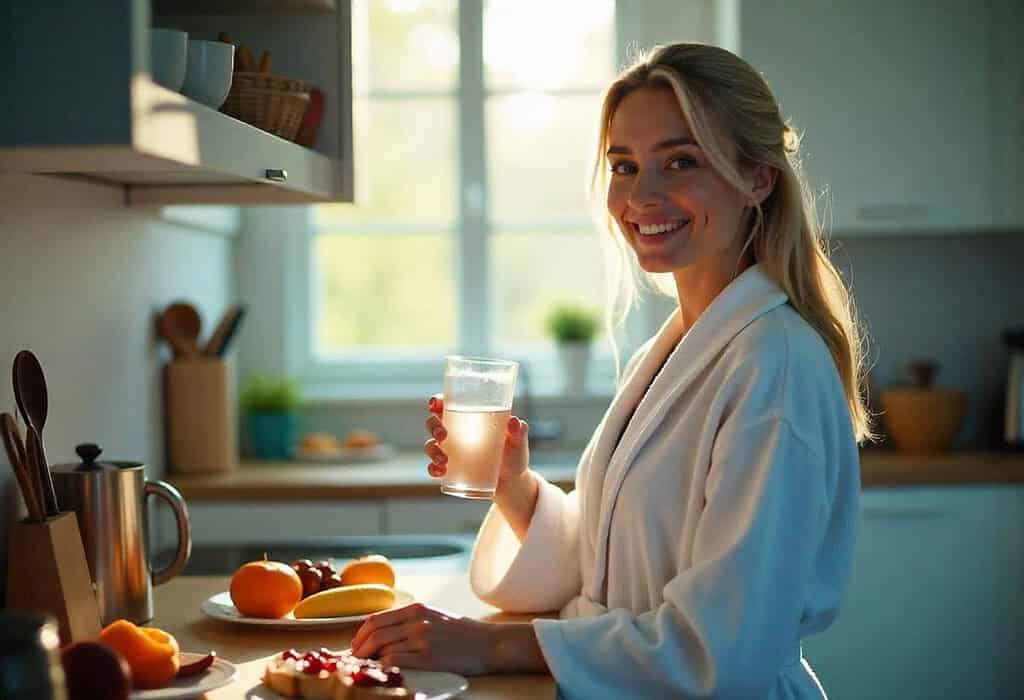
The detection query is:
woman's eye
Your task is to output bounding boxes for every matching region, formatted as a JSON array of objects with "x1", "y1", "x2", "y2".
[
  {"x1": 669, "y1": 156, "x2": 697, "y2": 170},
  {"x1": 610, "y1": 162, "x2": 636, "y2": 176}
]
